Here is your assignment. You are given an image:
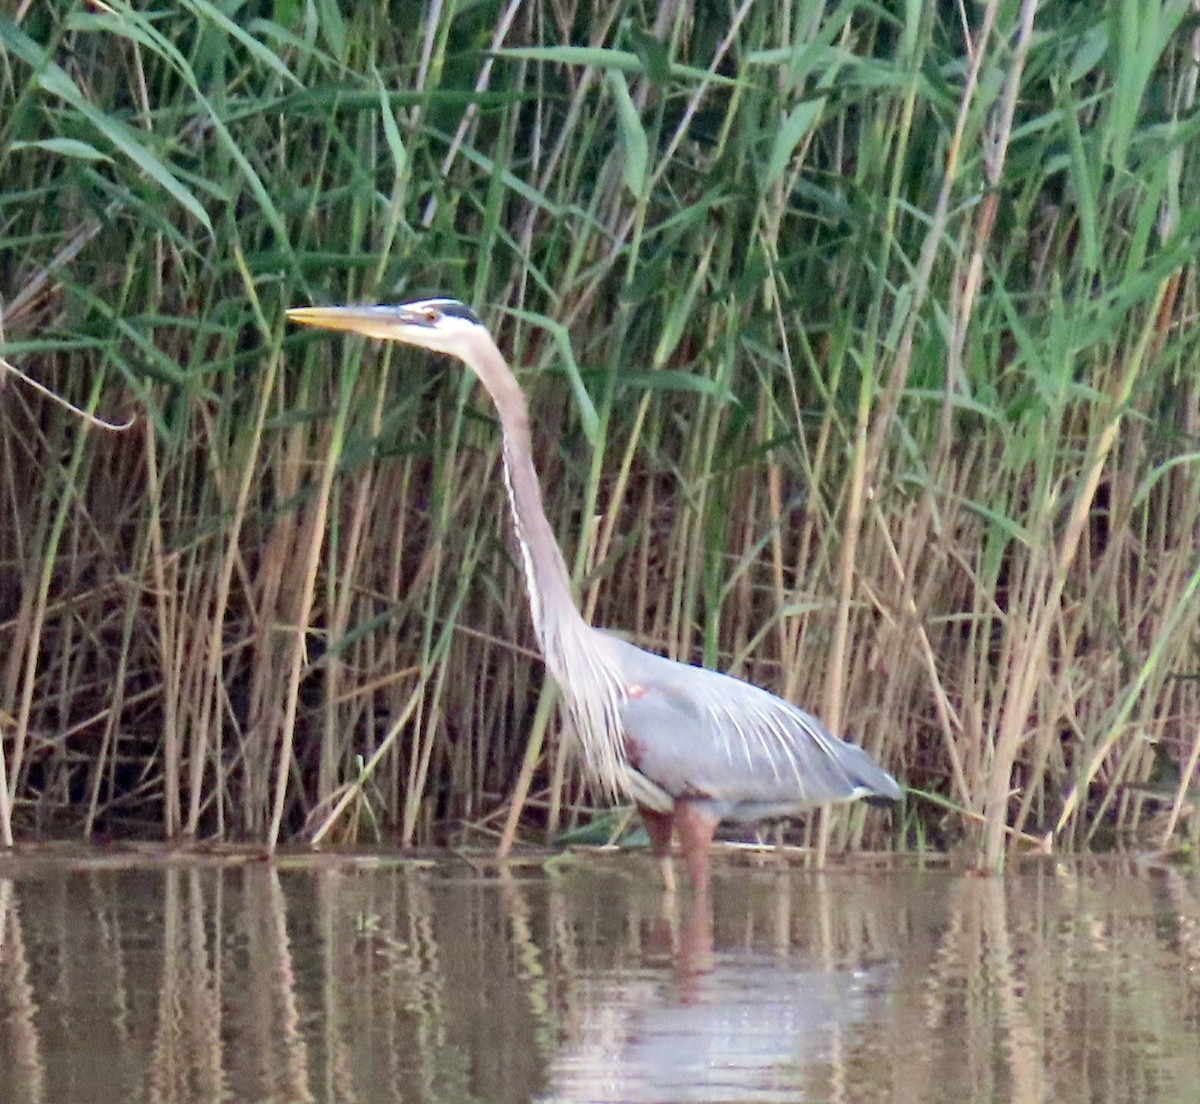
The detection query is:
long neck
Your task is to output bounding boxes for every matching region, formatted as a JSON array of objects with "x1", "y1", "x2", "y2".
[
  {"x1": 475, "y1": 343, "x2": 586, "y2": 654},
  {"x1": 473, "y1": 337, "x2": 628, "y2": 803}
]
